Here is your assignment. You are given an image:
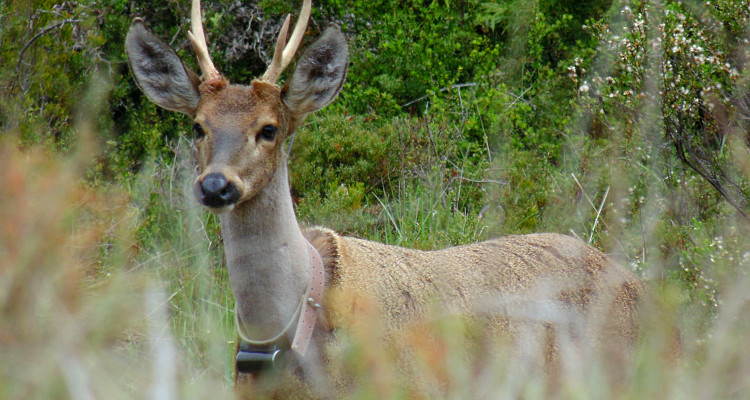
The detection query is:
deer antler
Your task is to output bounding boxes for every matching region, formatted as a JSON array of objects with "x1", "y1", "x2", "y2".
[
  {"x1": 262, "y1": 0, "x2": 312, "y2": 82},
  {"x1": 187, "y1": 0, "x2": 222, "y2": 82}
]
